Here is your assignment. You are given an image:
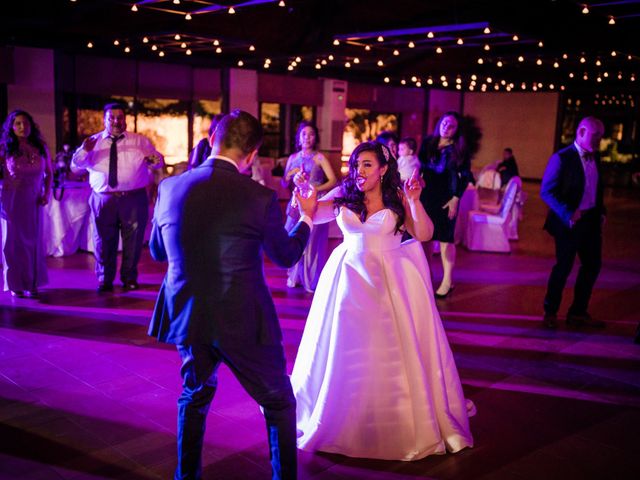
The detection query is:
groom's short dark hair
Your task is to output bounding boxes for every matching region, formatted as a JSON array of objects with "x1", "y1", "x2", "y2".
[{"x1": 214, "y1": 110, "x2": 263, "y2": 155}]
